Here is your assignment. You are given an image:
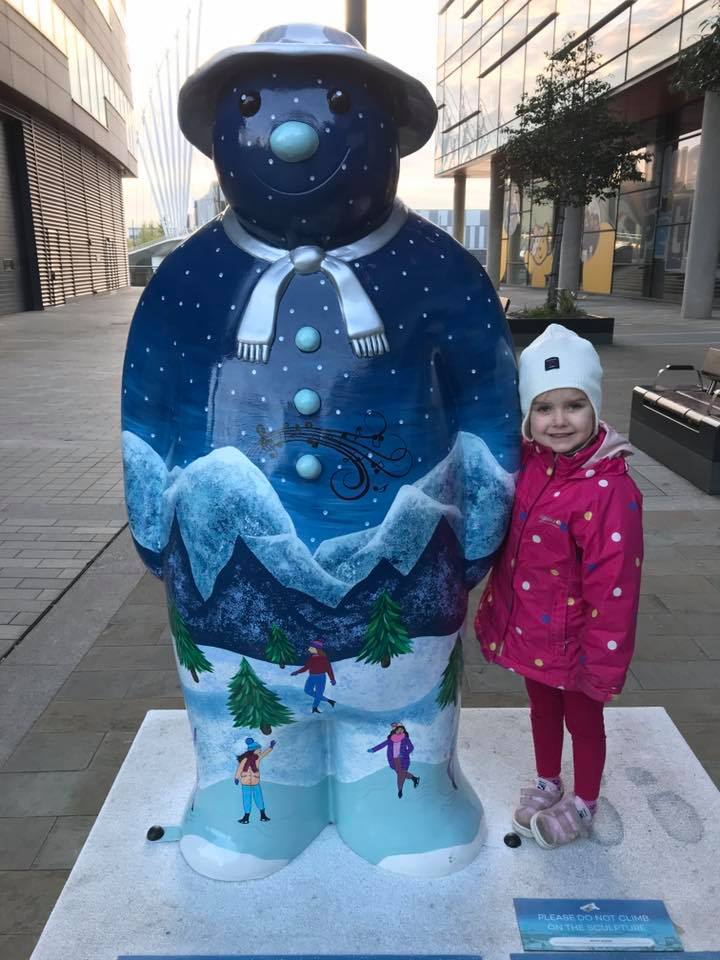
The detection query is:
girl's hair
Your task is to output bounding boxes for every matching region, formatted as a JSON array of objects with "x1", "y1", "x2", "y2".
[{"x1": 391, "y1": 724, "x2": 407, "y2": 735}]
